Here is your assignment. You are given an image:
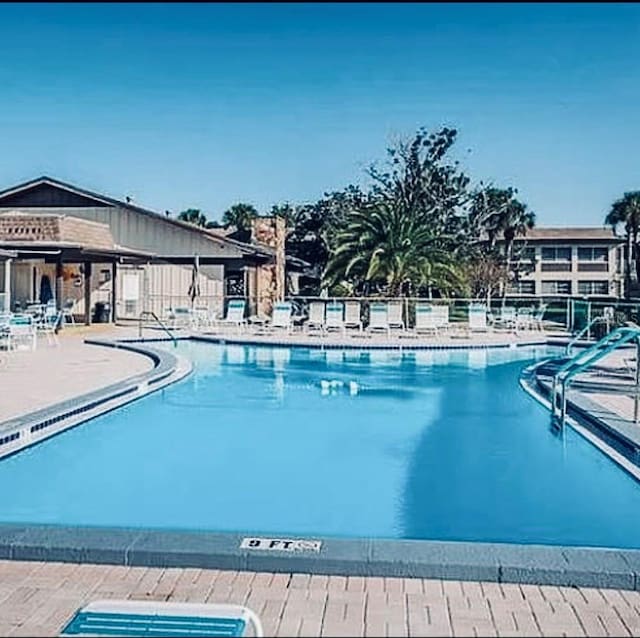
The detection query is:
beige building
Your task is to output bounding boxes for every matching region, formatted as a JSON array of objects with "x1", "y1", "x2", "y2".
[
  {"x1": 0, "y1": 176, "x2": 304, "y2": 322},
  {"x1": 508, "y1": 227, "x2": 625, "y2": 298}
]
